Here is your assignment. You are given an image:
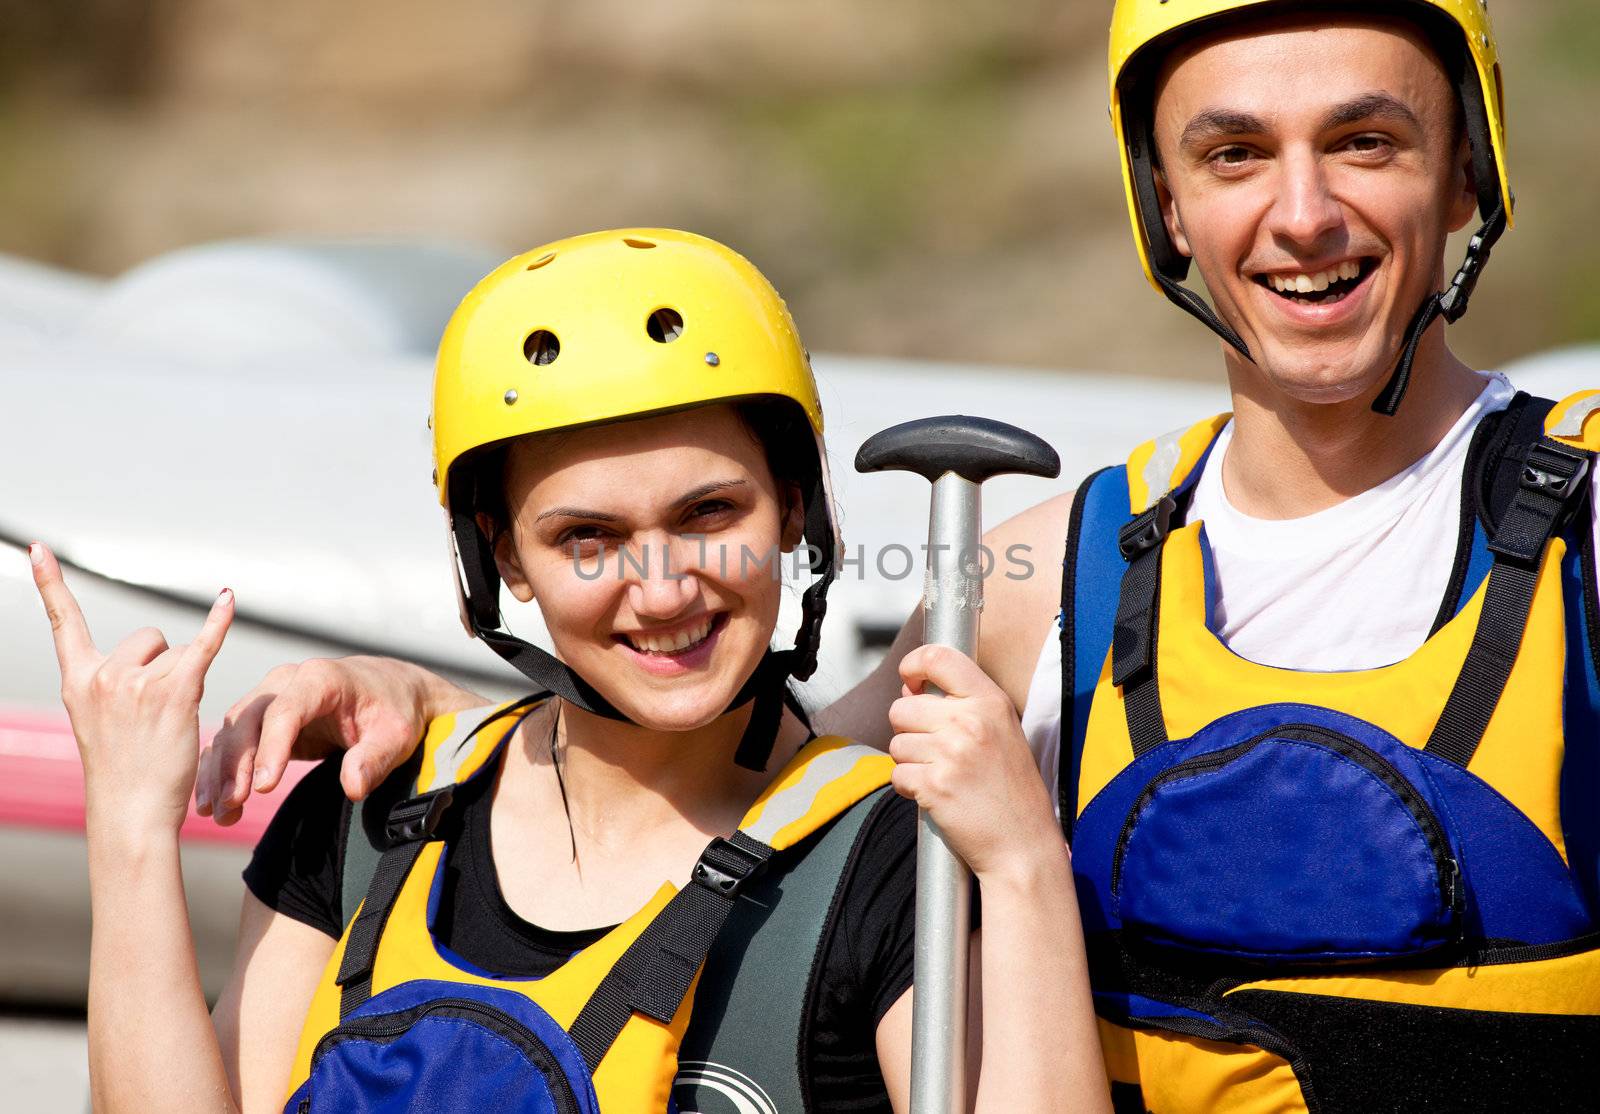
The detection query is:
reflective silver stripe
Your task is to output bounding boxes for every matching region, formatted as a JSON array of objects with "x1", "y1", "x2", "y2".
[
  {"x1": 1549, "y1": 395, "x2": 1600, "y2": 439},
  {"x1": 418, "y1": 703, "x2": 508, "y2": 793},
  {"x1": 1141, "y1": 426, "x2": 1187, "y2": 508},
  {"x1": 741, "y1": 743, "x2": 881, "y2": 846}
]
